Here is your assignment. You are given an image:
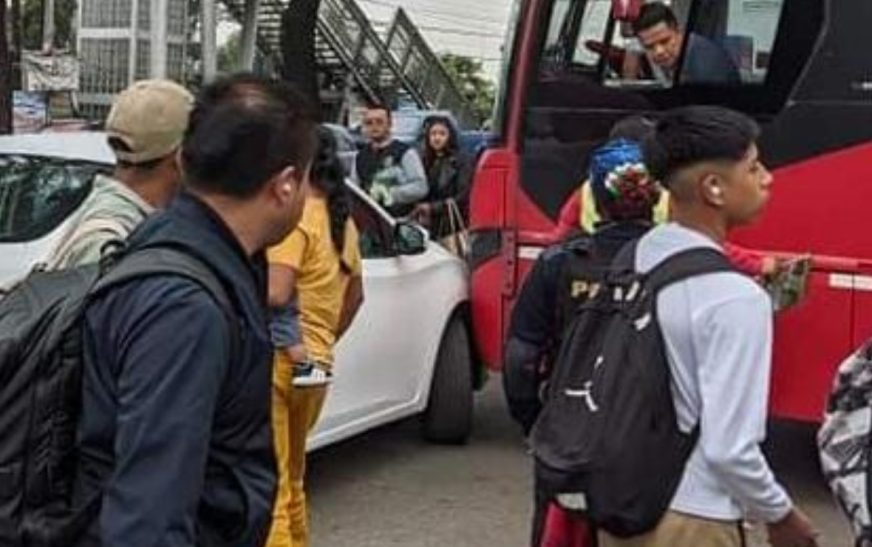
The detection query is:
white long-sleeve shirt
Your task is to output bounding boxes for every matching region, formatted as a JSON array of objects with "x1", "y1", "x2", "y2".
[{"x1": 636, "y1": 223, "x2": 793, "y2": 523}]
